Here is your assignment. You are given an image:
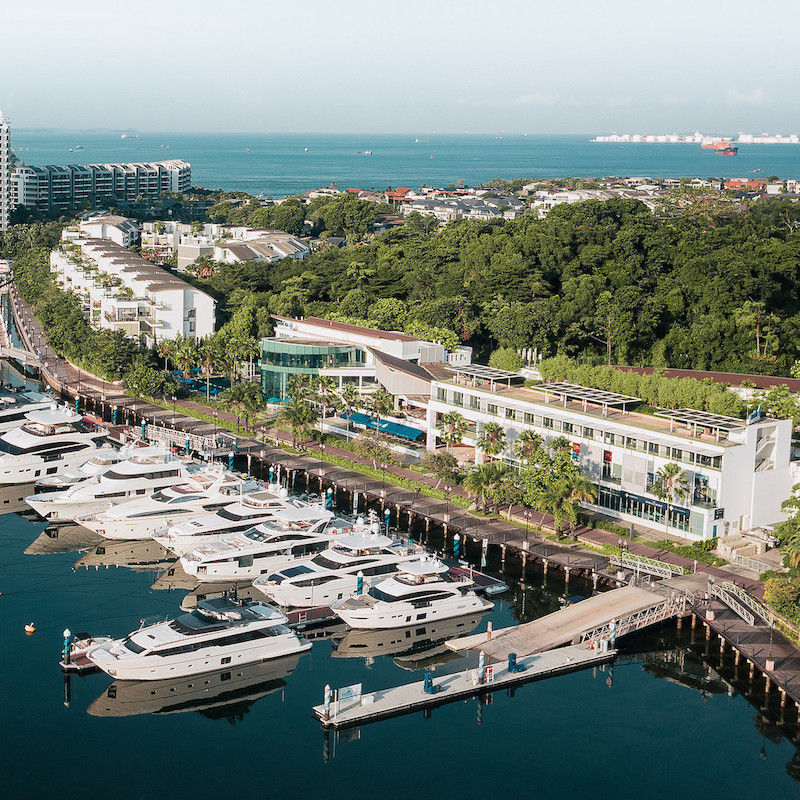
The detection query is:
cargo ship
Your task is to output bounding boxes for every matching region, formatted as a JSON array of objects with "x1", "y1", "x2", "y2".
[{"x1": 714, "y1": 143, "x2": 738, "y2": 156}]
